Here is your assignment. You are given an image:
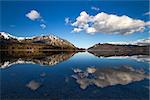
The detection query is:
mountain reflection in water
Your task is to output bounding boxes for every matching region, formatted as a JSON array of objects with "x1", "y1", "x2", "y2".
[
  {"x1": 72, "y1": 66, "x2": 149, "y2": 90},
  {"x1": 88, "y1": 51, "x2": 150, "y2": 63},
  {"x1": 1, "y1": 51, "x2": 150, "y2": 68},
  {"x1": 0, "y1": 51, "x2": 75, "y2": 68},
  {"x1": 88, "y1": 50, "x2": 149, "y2": 57},
  {"x1": 1, "y1": 51, "x2": 149, "y2": 99}
]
